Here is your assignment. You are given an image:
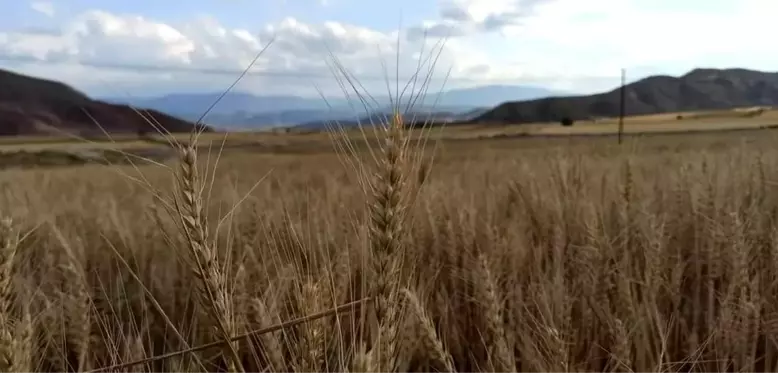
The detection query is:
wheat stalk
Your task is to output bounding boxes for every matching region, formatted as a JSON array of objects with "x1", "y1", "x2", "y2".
[
  {"x1": 296, "y1": 280, "x2": 329, "y2": 371},
  {"x1": 249, "y1": 298, "x2": 286, "y2": 372},
  {"x1": 0, "y1": 217, "x2": 22, "y2": 373},
  {"x1": 401, "y1": 288, "x2": 455, "y2": 372},
  {"x1": 175, "y1": 145, "x2": 244, "y2": 372},
  {"x1": 473, "y1": 253, "x2": 515, "y2": 372},
  {"x1": 59, "y1": 237, "x2": 93, "y2": 372},
  {"x1": 13, "y1": 307, "x2": 32, "y2": 372},
  {"x1": 364, "y1": 111, "x2": 410, "y2": 371}
]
